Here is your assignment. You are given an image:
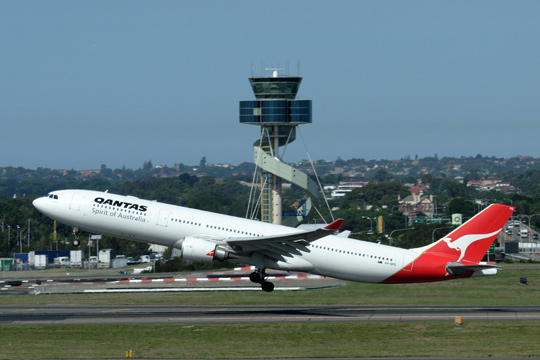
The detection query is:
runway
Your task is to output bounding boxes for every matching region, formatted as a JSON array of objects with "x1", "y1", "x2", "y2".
[{"x1": 2, "y1": 304, "x2": 540, "y2": 326}]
